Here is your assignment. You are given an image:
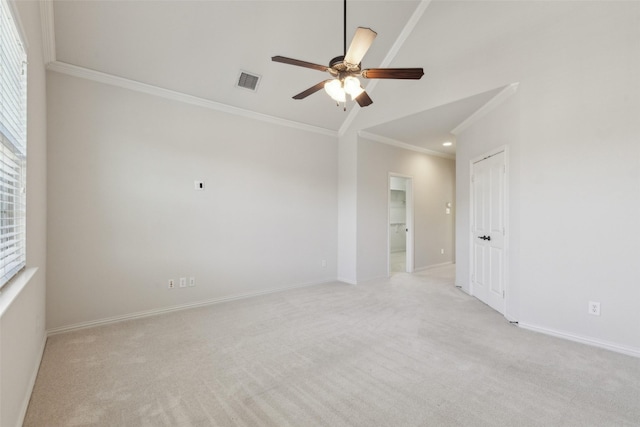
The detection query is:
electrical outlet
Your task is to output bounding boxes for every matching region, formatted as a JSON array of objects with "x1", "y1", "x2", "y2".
[
  {"x1": 589, "y1": 301, "x2": 600, "y2": 316},
  {"x1": 440, "y1": 249, "x2": 445, "y2": 254},
  {"x1": 168, "y1": 279, "x2": 175, "y2": 289},
  {"x1": 179, "y1": 277, "x2": 187, "y2": 288},
  {"x1": 321, "y1": 259, "x2": 327, "y2": 268},
  {"x1": 189, "y1": 277, "x2": 196, "y2": 287}
]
